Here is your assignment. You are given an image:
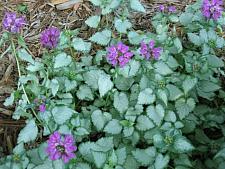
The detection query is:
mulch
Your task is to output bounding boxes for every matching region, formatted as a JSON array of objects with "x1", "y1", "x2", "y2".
[{"x1": 0, "y1": 0, "x2": 195, "y2": 157}]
